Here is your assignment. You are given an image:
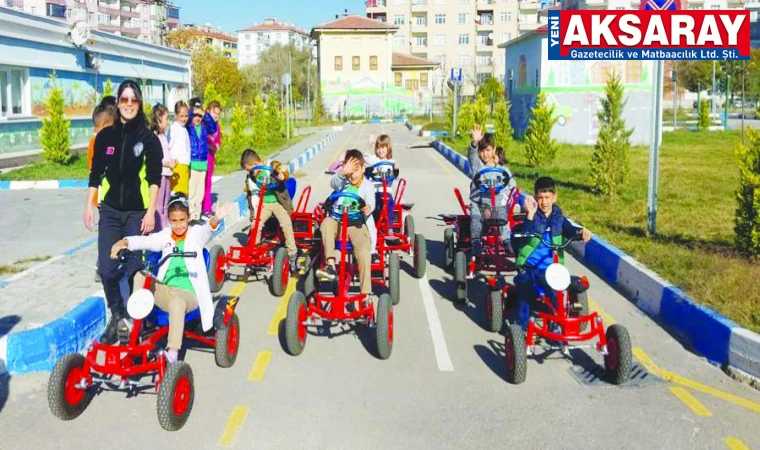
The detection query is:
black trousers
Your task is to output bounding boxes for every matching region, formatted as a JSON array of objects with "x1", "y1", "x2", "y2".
[{"x1": 97, "y1": 203, "x2": 145, "y2": 314}]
